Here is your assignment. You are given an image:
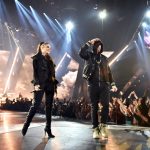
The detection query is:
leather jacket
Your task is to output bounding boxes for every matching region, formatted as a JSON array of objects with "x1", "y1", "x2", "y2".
[
  {"x1": 31, "y1": 52, "x2": 58, "y2": 90},
  {"x1": 79, "y1": 43, "x2": 115, "y2": 85}
]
